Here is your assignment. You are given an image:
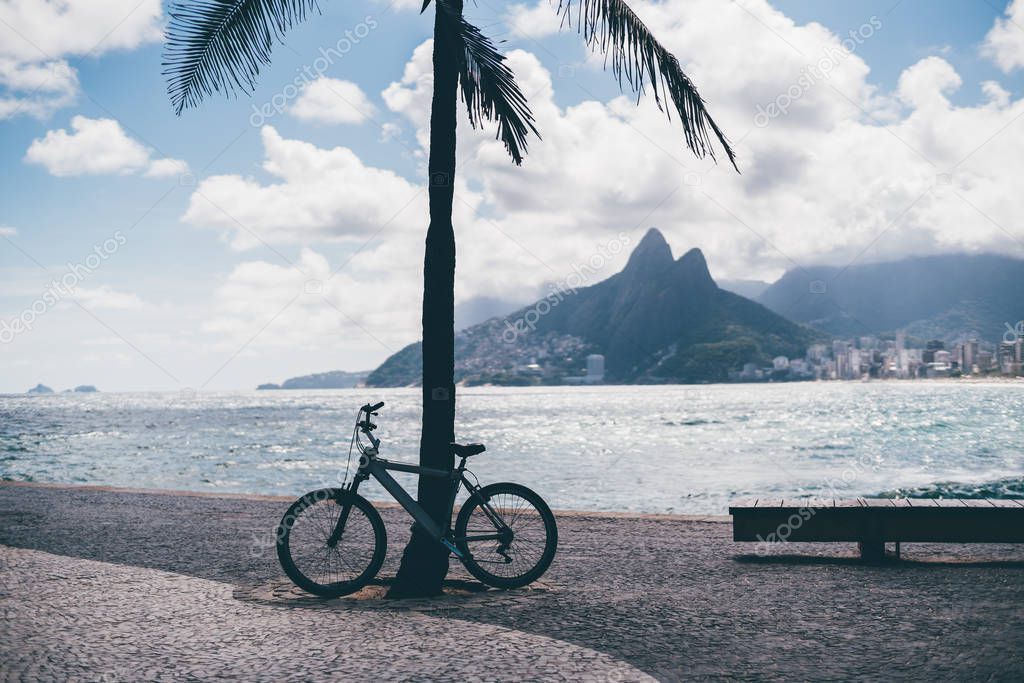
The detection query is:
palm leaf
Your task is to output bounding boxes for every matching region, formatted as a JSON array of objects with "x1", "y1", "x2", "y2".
[
  {"x1": 163, "y1": 0, "x2": 319, "y2": 115},
  {"x1": 436, "y1": 0, "x2": 540, "y2": 165},
  {"x1": 556, "y1": 0, "x2": 737, "y2": 170}
]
